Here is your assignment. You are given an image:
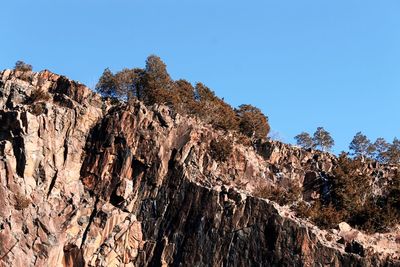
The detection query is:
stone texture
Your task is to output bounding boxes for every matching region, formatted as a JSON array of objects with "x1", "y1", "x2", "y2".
[
  {"x1": 0, "y1": 69, "x2": 398, "y2": 267},
  {"x1": 258, "y1": 140, "x2": 399, "y2": 202}
]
